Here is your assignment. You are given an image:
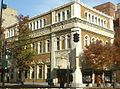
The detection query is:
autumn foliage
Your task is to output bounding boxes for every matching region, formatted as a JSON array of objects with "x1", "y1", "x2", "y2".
[
  {"x1": 113, "y1": 26, "x2": 120, "y2": 66},
  {"x1": 10, "y1": 14, "x2": 34, "y2": 70},
  {"x1": 84, "y1": 40, "x2": 114, "y2": 71}
]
